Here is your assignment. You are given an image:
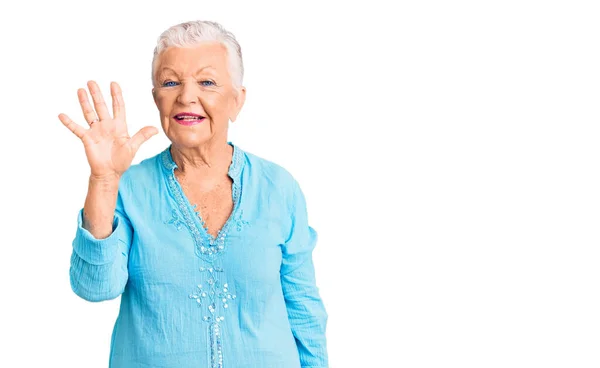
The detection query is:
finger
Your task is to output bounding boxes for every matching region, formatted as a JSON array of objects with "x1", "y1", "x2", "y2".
[
  {"x1": 129, "y1": 126, "x2": 159, "y2": 153},
  {"x1": 58, "y1": 113, "x2": 86, "y2": 139},
  {"x1": 87, "y1": 80, "x2": 111, "y2": 121},
  {"x1": 78, "y1": 88, "x2": 98, "y2": 125},
  {"x1": 111, "y1": 82, "x2": 126, "y2": 120}
]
